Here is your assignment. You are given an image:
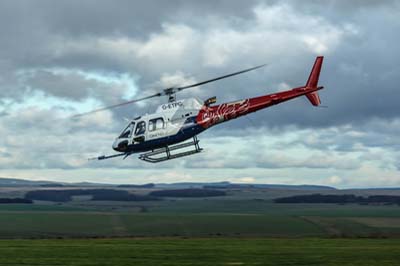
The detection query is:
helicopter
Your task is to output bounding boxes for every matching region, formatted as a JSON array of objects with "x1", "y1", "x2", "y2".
[{"x1": 78, "y1": 56, "x2": 324, "y2": 163}]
